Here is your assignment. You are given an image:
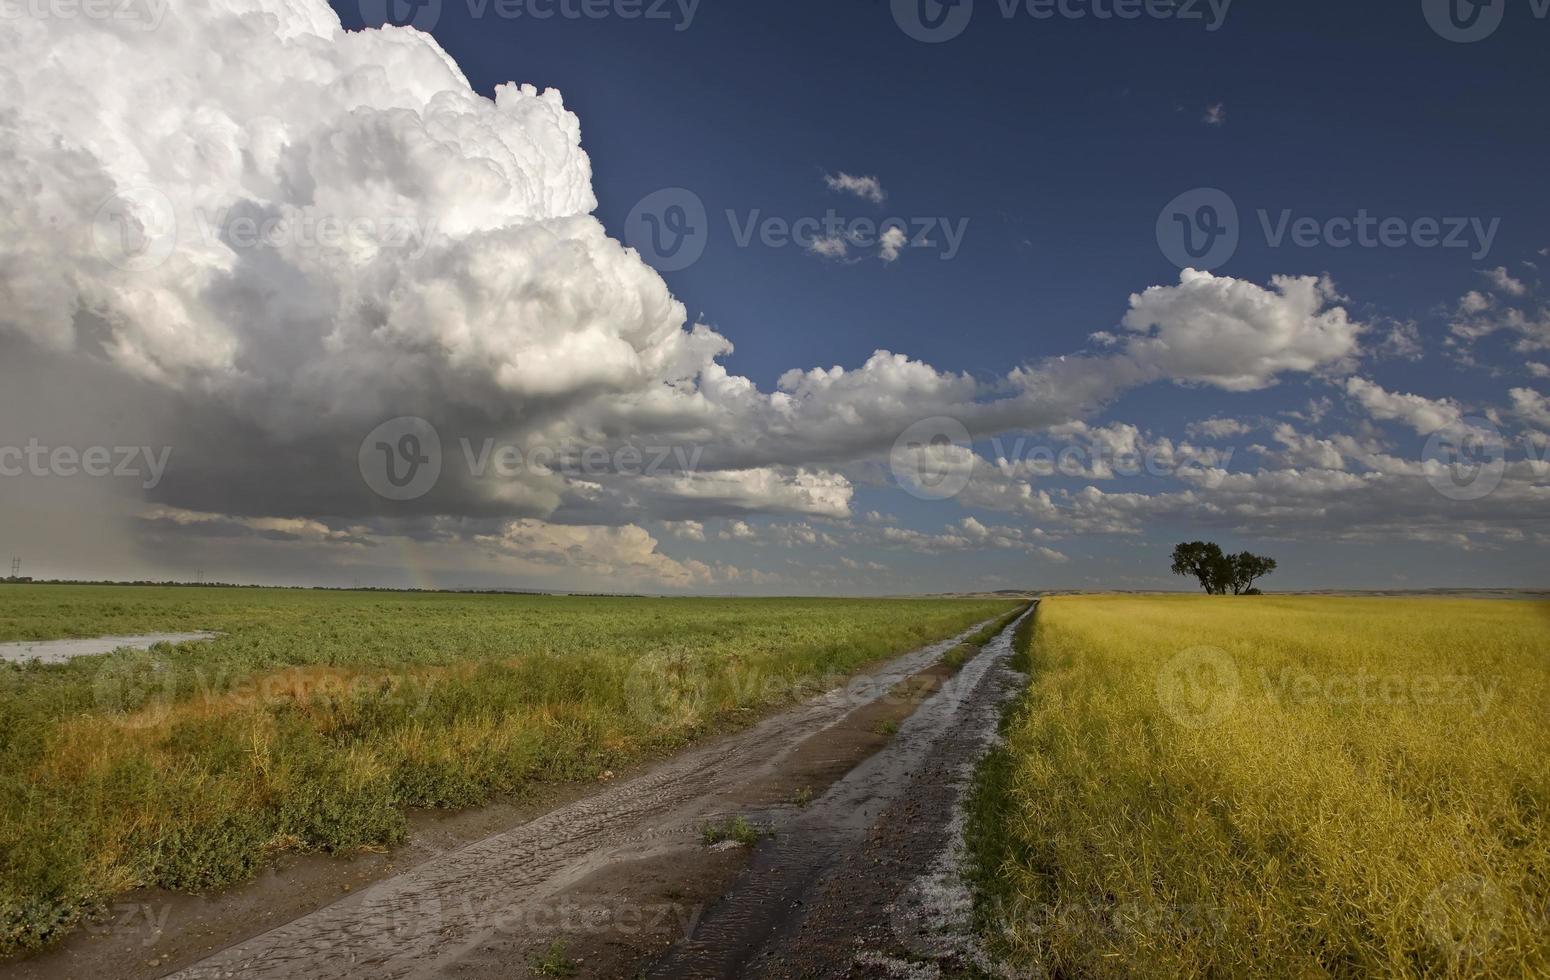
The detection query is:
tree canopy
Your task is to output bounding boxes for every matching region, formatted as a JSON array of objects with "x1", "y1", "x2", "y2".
[{"x1": 1170, "y1": 542, "x2": 1277, "y2": 595}]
